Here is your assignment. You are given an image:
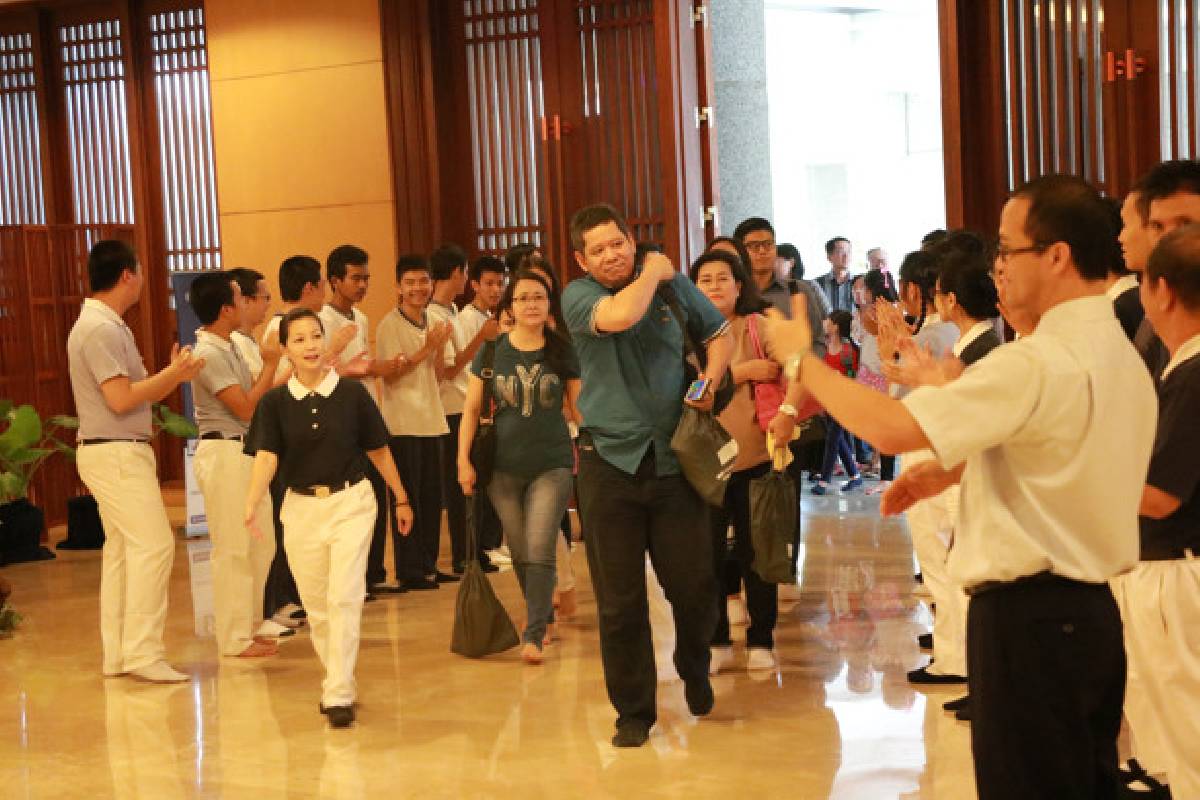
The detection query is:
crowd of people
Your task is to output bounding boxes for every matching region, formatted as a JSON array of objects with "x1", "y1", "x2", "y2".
[{"x1": 65, "y1": 159, "x2": 1200, "y2": 799}]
